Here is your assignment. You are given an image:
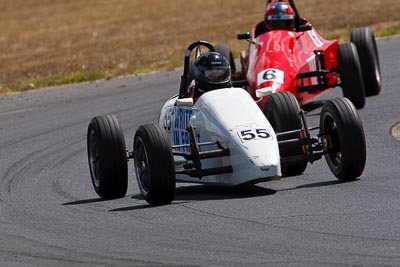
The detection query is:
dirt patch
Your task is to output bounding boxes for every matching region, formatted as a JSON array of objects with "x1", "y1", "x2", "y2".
[
  {"x1": 390, "y1": 123, "x2": 400, "y2": 141},
  {"x1": 0, "y1": 0, "x2": 399, "y2": 93}
]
